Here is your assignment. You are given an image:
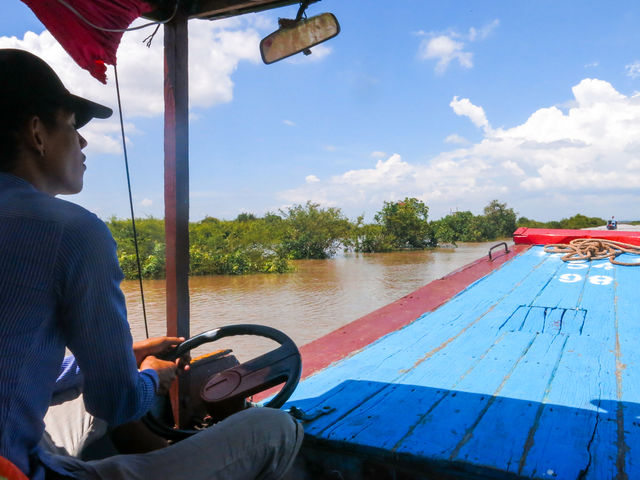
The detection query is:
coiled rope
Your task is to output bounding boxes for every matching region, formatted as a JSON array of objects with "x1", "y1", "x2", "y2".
[{"x1": 544, "y1": 239, "x2": 640, "y2": 266}]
